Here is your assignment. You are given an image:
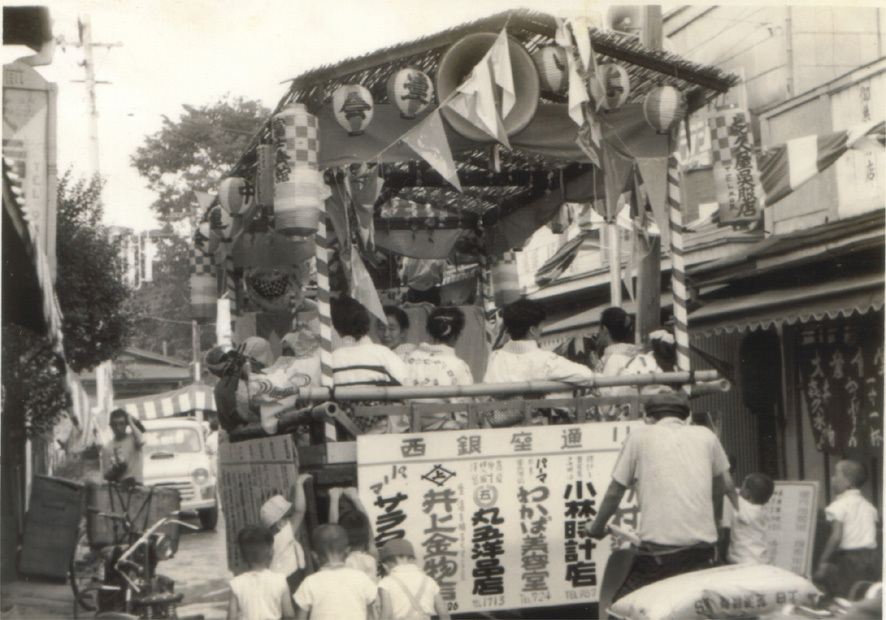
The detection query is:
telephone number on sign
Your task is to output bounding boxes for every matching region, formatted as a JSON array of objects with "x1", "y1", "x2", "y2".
[
  {"x1": 472, "y1": 596, "x2": 506, "y2": 608},
  {"x1": 521, "y1": 591, "x2": 552, "y2": 605}
]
